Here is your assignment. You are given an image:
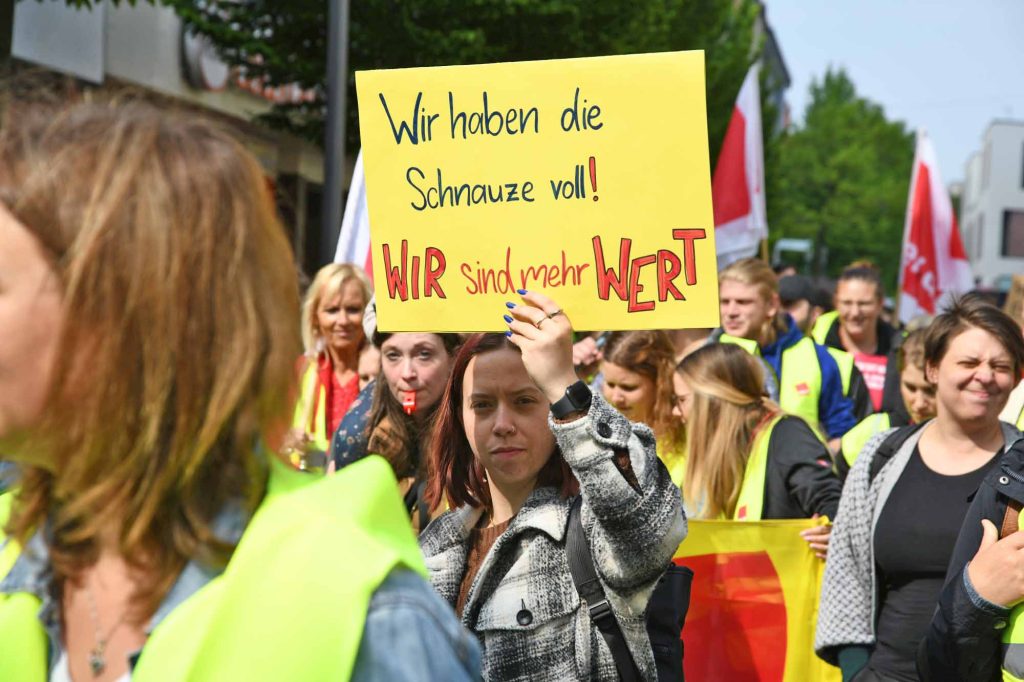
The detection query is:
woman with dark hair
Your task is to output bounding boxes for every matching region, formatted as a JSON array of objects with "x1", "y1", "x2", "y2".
[
  {"x1": 817, "y1": 295, "x2": 1024, "y2": 682},
  {"x1": 332, "y1": 330, "x2": 461, "y2": 529},
  {"x1": 836, "y1": 329, "x2": 937, "y2": 480},
  {"x1": 420, "y1": 291, "x2": 686, "y2": 681},
  {"x1": 599, "y1": 330, "x2": 687, "y2": 486},
  {"x1": 812, "y1": 262, "x2": 900, "y2": 413}
]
